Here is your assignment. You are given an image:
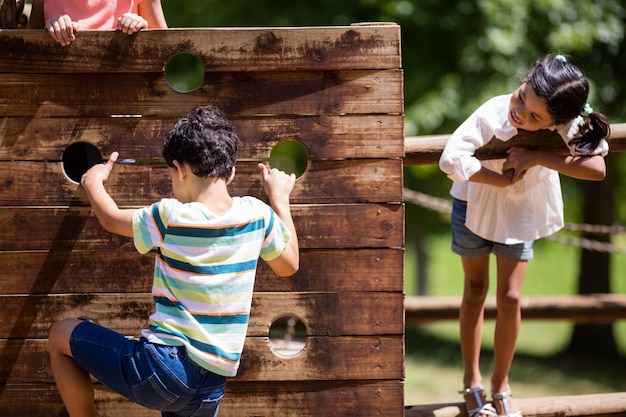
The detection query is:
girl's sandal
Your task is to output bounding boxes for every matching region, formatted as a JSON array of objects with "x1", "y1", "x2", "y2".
[
  {"x1": 491, "y1": 386, "x2": 523, "y2": 417},
  {"x1": 459, "y1": 386, "x2": 497, "y2": 417}
]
